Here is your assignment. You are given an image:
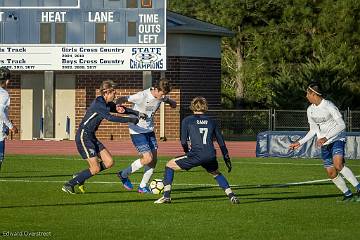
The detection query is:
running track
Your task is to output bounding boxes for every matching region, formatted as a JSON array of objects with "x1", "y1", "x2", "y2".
[{"x1": 5, "y1": 140, "x2": 256, "y2": 158}]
